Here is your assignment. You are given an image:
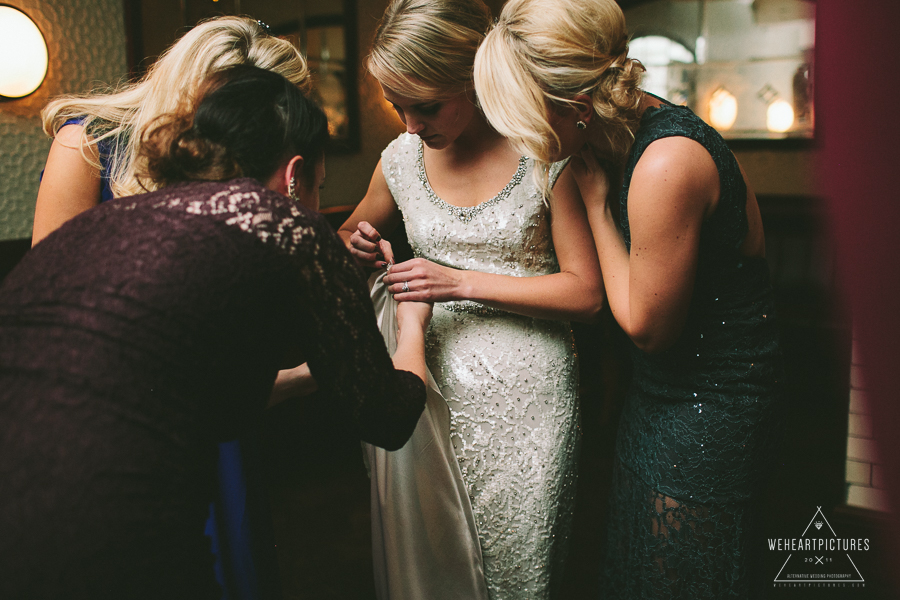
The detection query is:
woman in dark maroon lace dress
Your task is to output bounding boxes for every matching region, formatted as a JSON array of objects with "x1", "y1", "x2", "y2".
[{"x1": 0, "y1": 65, "x2": 430, "y2": 599}]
